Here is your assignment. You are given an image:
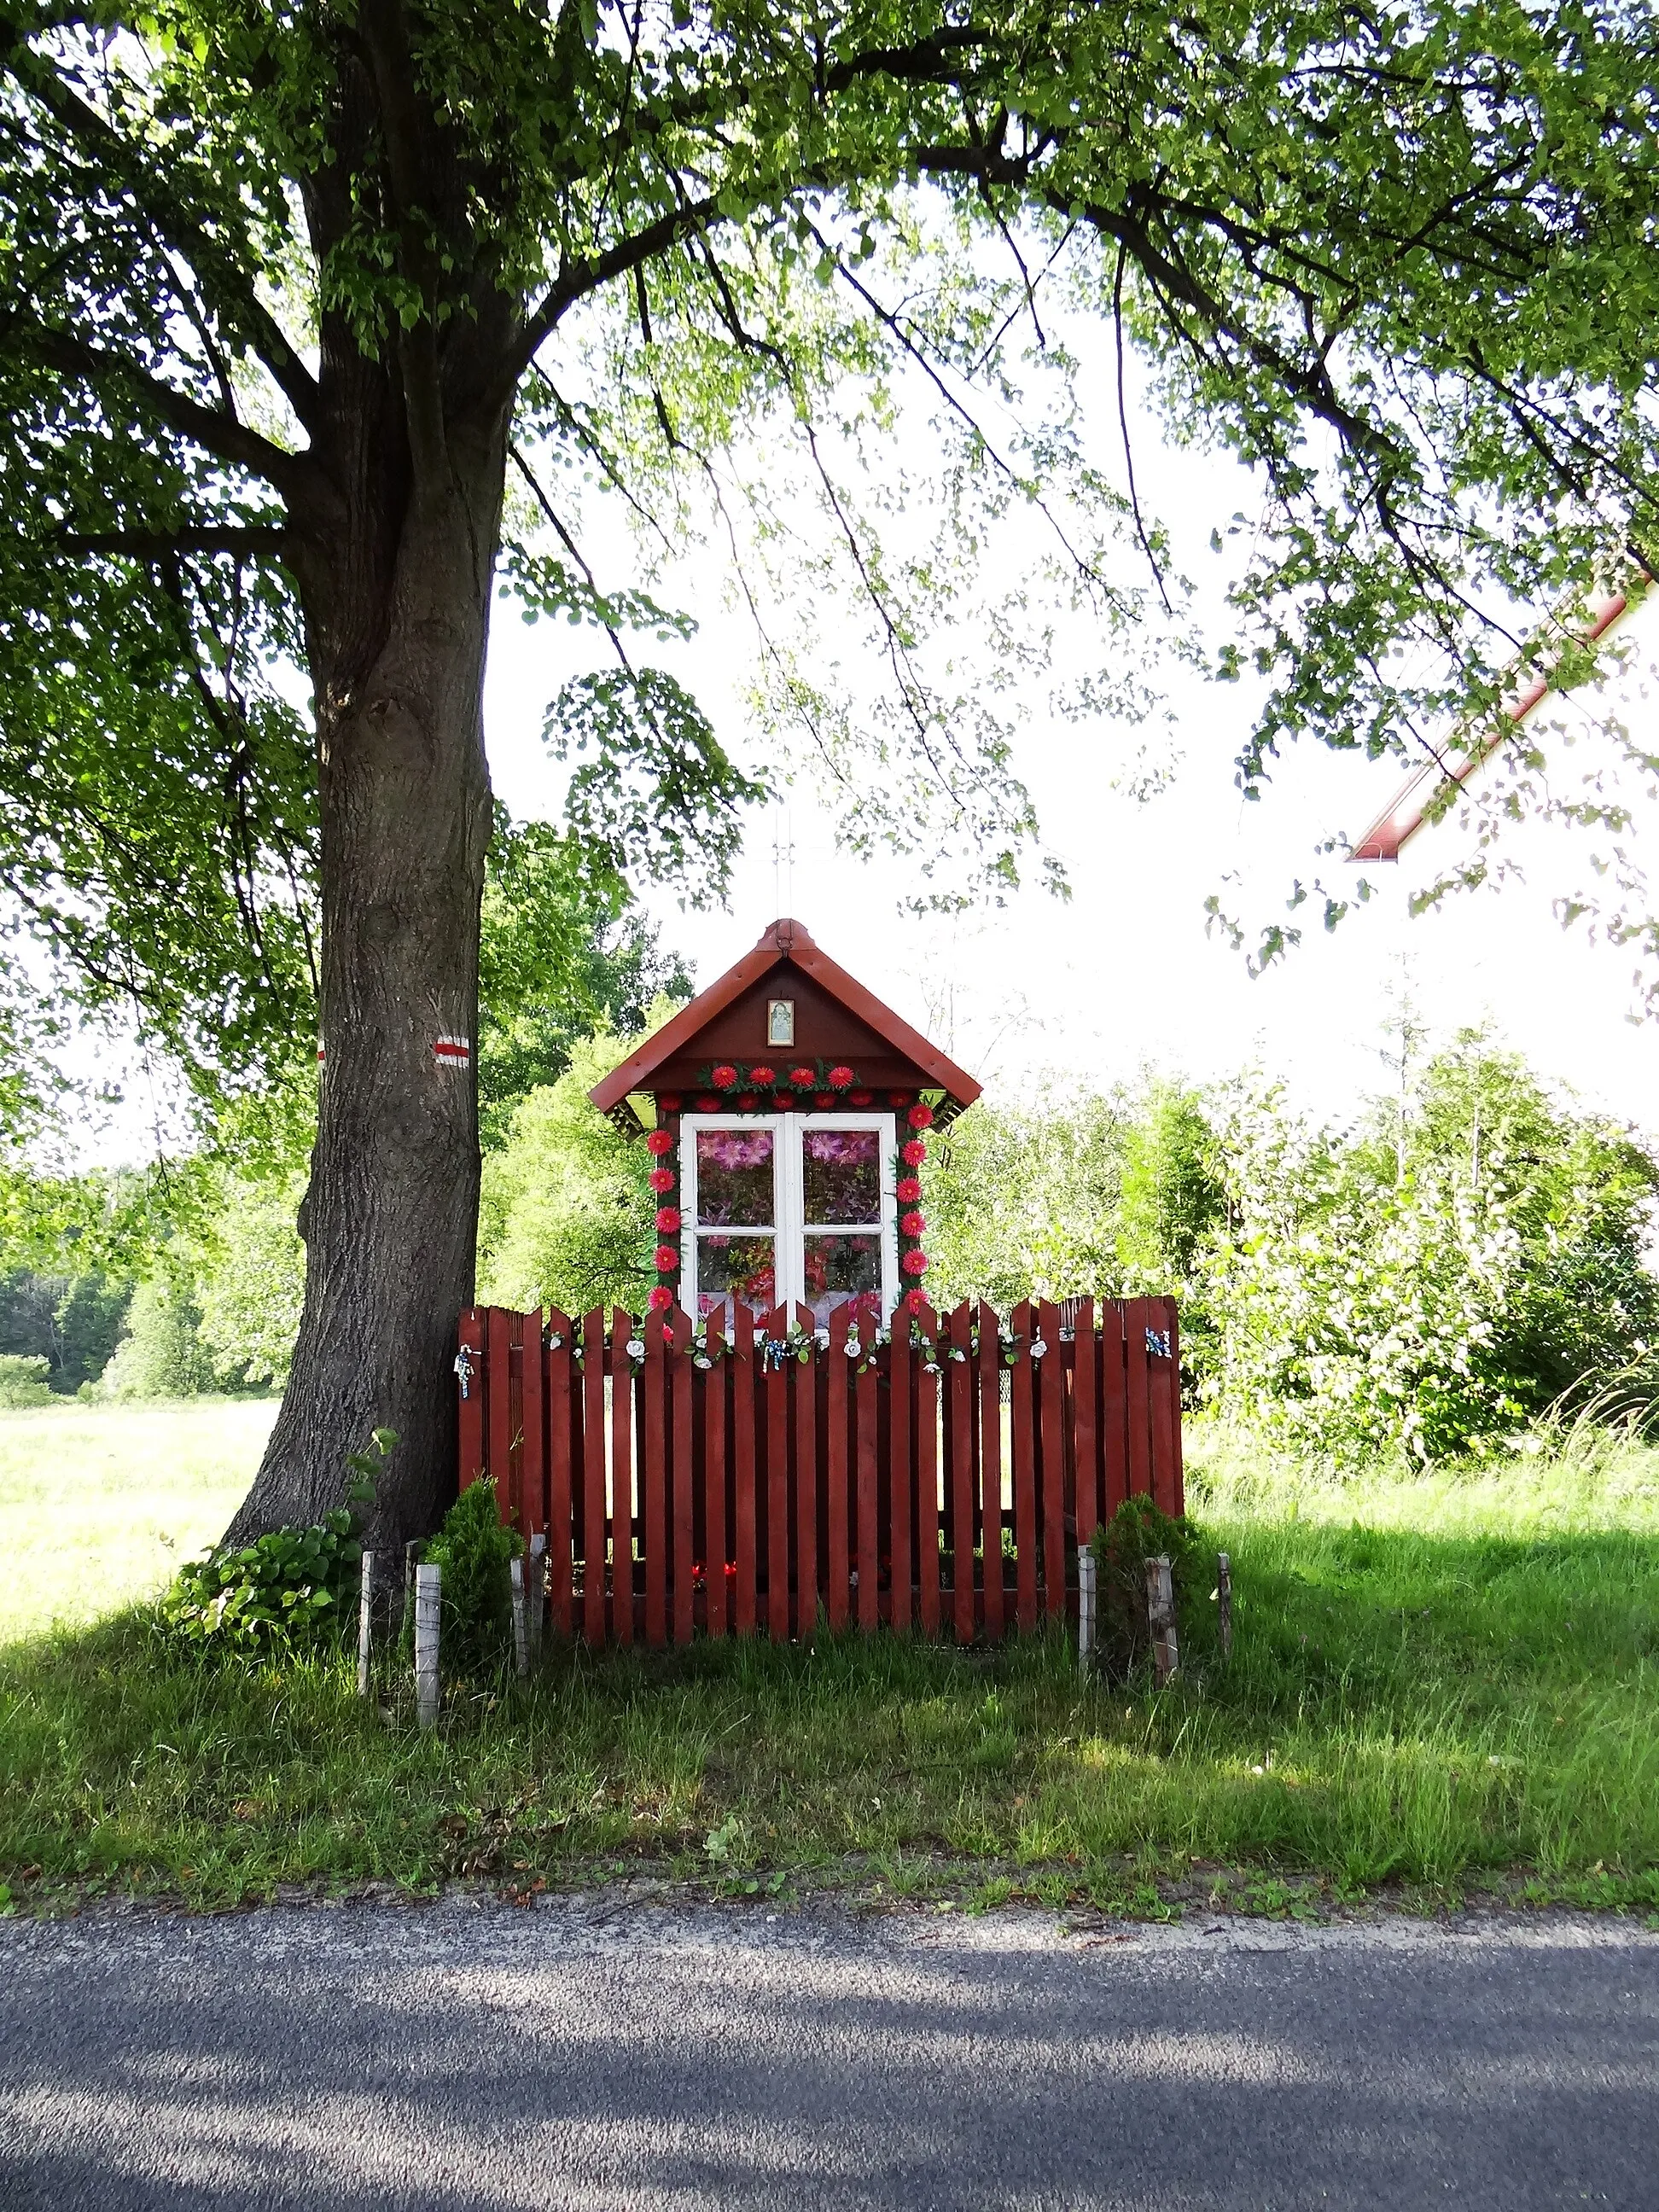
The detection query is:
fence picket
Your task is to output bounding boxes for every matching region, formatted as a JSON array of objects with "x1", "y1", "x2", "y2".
[
  {"x1": 977, "y1": 1302, "x2": 1004, "y2": 1640},
  {"x1": 947, "y1": 1302, "x2": 975, "y2": 1643},
  {"x1": 1101, "y1": 1300, "x2": 1128, "y2": 1522},
  {"x1": 487, "y1": 1307, "x2": 515, "y2": 1528},
  {"x1": 457, "y1": 1310, "x2": 486, "y2": 1493},
  {"x1": 609, "y1": 1310, "x2": 635, "y2": 1644},
  {"x1": 704, "y1": 1313, "x2": 728, "y2": 1639},
  {"x1": 888, "y1": 1308, "x2": 912, "y2": 1633},
  {"x1": 1153, "y1": 1297, "x2": 1183, "y2": 1516},
  {"x1": 731, "y1": 1302, "x2": 758, "y2": 1636},
  {"x1": 1010, "y1": 1299, "x2": 1038, "y2": 1632},
  {"x1": 642, "y1": 1308, "x2": 667, "y2": 1647},
  {"x1": 672, "y1": 1307, "x2": 696, "y2": 1644},
  {"x1": 1038, "y1": 1299, "x2": 1067, "y2": 1620},
  {"x1": 545, "y1": 1308, "x2": 573, "y2": 1638},
  {"x1": 1072, "y1": 1296, "x2": 1099, "y2": 1549},
  {"x1": 582, "y1": 1307, "x2": 607, "y2": 1643},
  {"x1": 825, "y1": 1303, "x2": 851, "y2": 1630},
  {"x1": 855, "y1": 1325, "x2": 880, "y2": 1633},
  {"x1": 916, "y1": 1302, "x2": 940, "y2": 1637},
  {"x1": 1124, "y1": 1296, "x2": 1153, "y2": 1501},
  {"x1": 764, "y1": 1303, "x2": 790, "y2": 1643},
  {"x1": 795, "y1": 1313, "x2": 818, "y2": 1642}
]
